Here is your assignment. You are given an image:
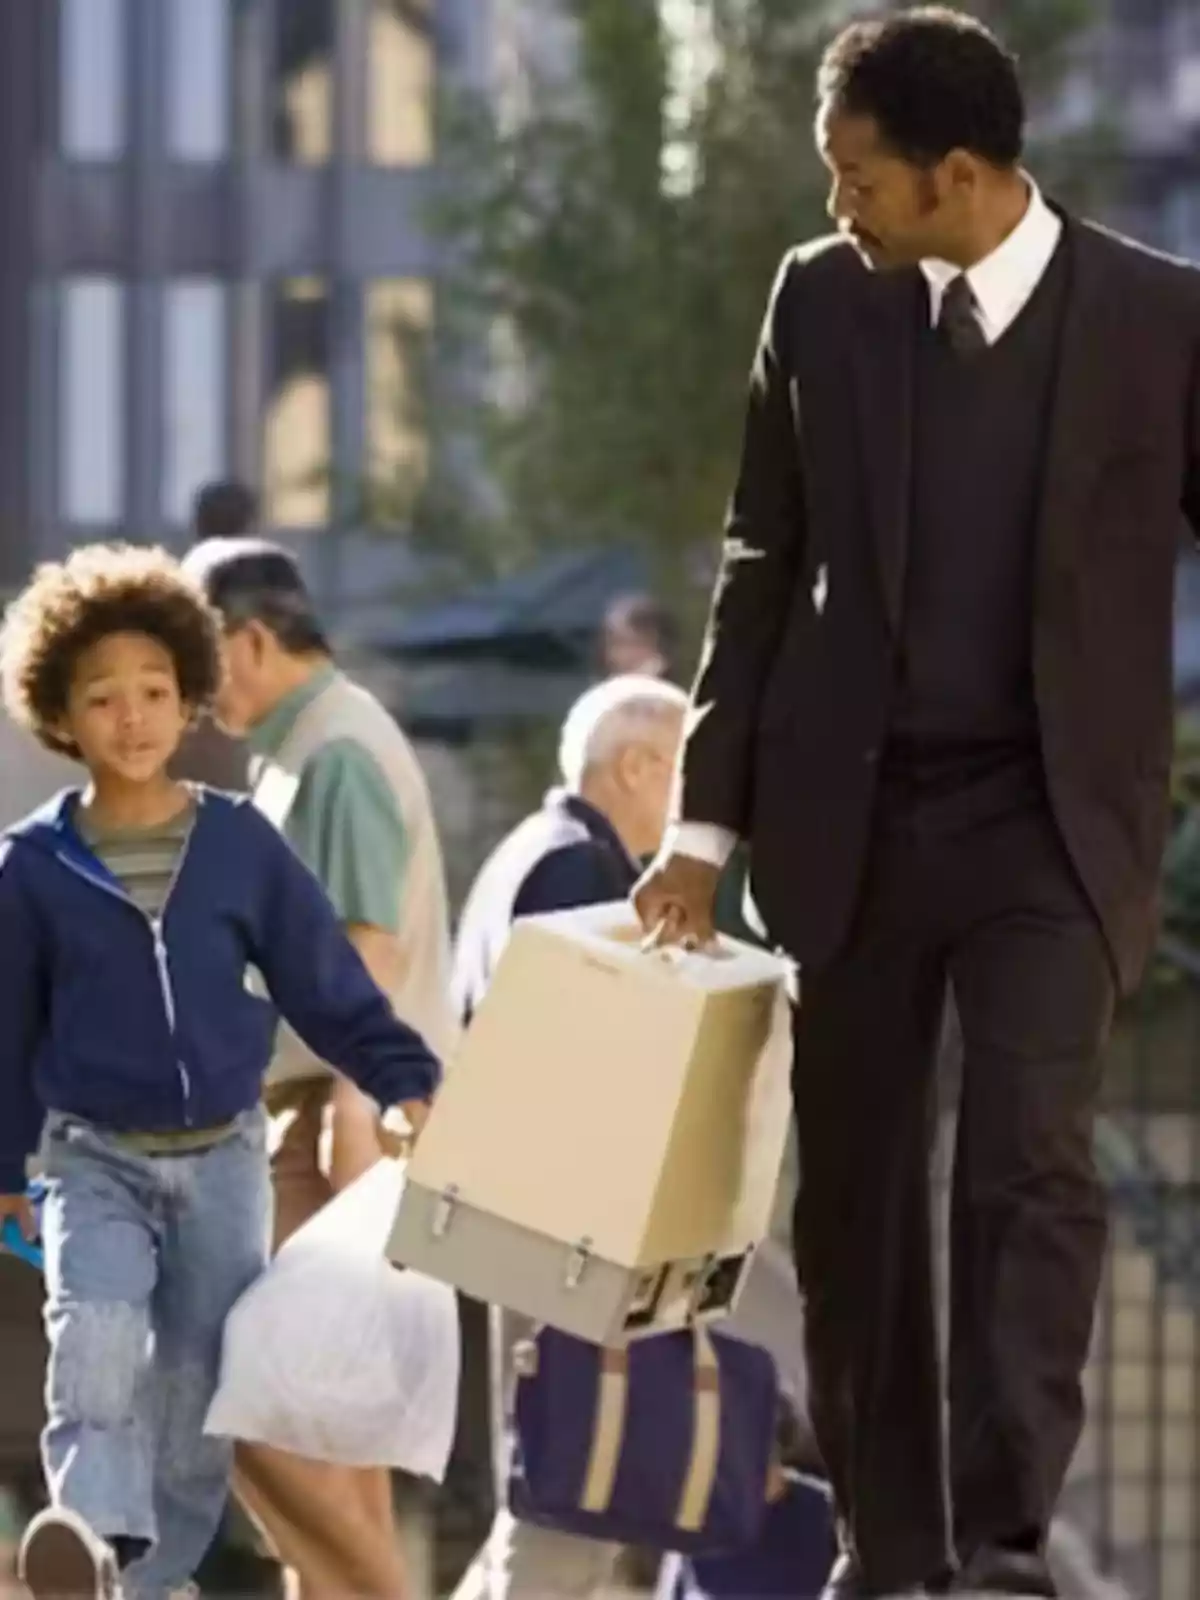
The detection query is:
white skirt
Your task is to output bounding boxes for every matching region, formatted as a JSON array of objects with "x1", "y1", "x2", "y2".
[{"x1": 205, "y1": 1157, "x2": 460, "y2": 1478}]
